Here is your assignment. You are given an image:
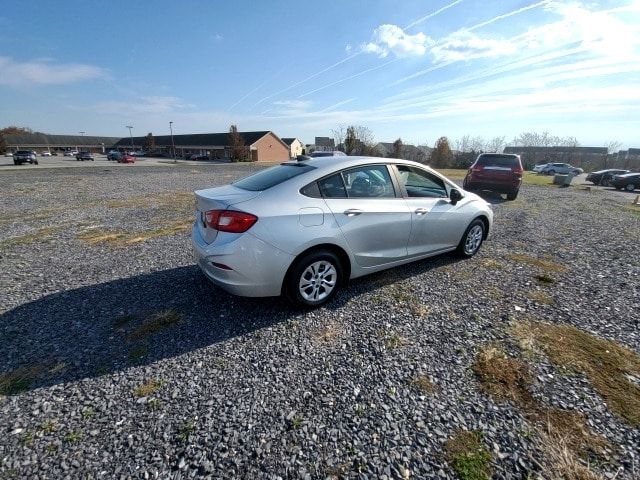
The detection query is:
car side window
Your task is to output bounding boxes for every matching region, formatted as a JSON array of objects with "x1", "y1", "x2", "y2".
[
  {"x1": 395, "y1": 165, "x2": 447, "y2": 198},
  {"x1": 340, "y1": 165, "x2": 396, "y2": 198},
  {"x1": 318, "y1": 173, "x2": 347, "y2": 198}
]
